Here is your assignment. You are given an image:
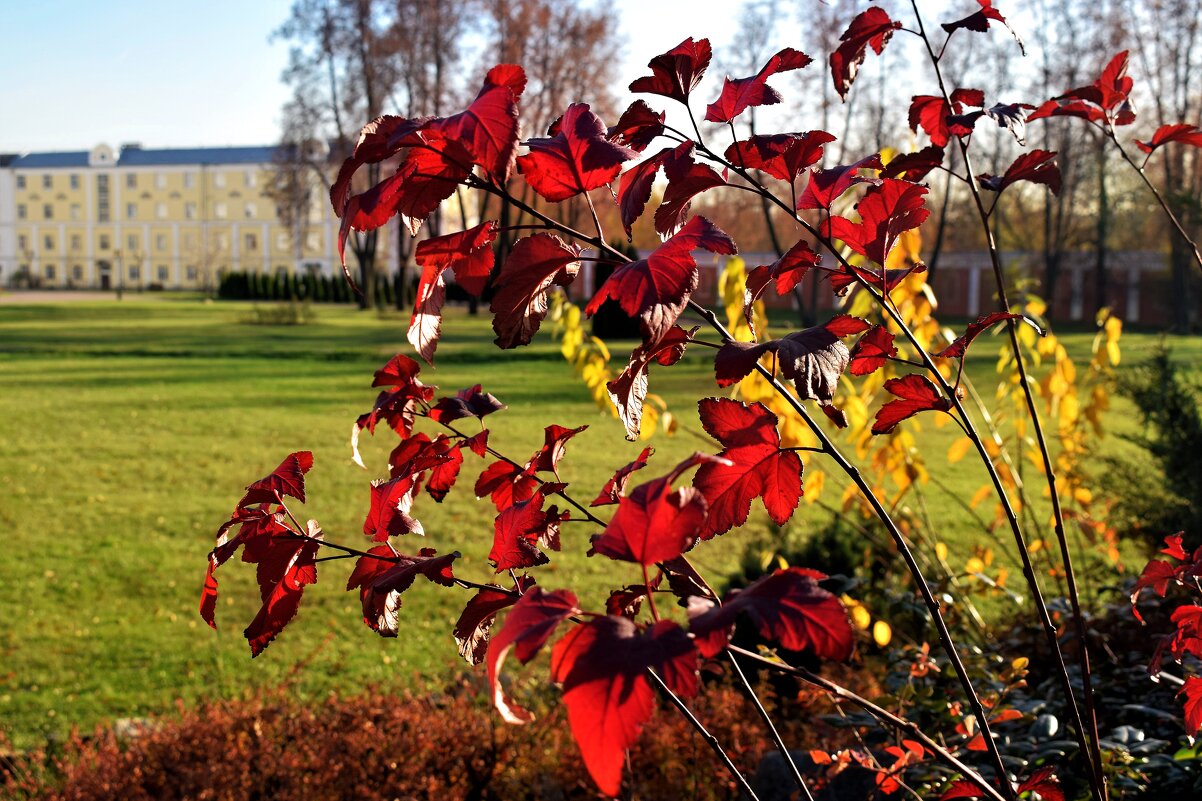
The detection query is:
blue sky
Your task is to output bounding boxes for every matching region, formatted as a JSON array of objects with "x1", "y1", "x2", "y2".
[{"x1": 1, "y1": 0, "x2": 753, "y2": 153}]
